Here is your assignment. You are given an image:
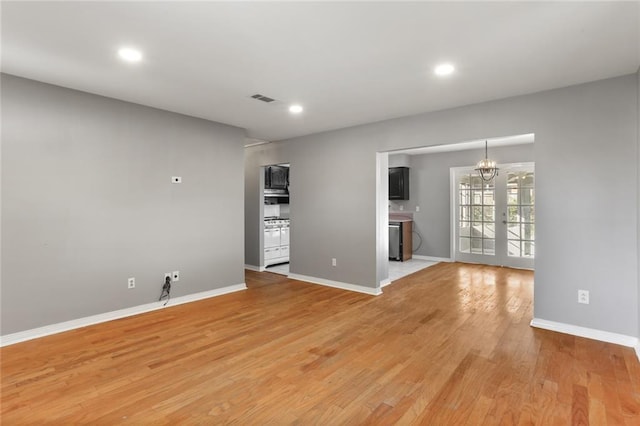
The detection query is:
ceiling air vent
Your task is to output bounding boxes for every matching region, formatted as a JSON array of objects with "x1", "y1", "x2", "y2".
[{"x1": 251, "y1": 94, "x2": 276, "y2": 103}]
